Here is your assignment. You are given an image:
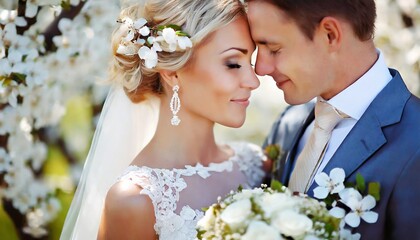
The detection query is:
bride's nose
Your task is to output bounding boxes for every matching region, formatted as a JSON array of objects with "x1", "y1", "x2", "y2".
[{"x1": 241, "y1": 68, "x2": 260, "y2": 90}]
